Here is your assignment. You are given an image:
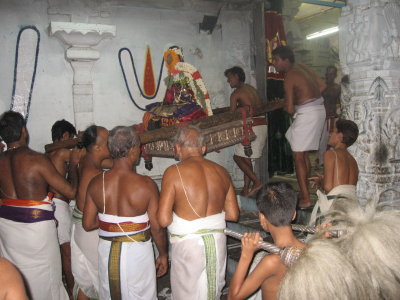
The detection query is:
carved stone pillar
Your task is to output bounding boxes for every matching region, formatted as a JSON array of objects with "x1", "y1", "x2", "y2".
[
  {"x1": 50, "y1": 22, "x2": 116, "y2": 130},
  {"x1": 339, "y1": 0, "x2": 400, "y2": 205}
]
